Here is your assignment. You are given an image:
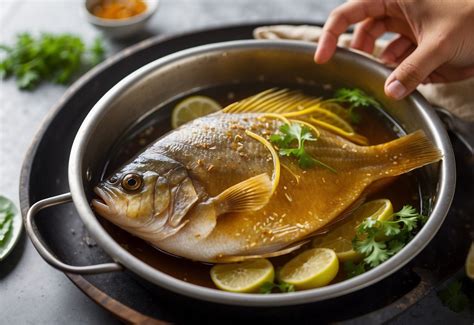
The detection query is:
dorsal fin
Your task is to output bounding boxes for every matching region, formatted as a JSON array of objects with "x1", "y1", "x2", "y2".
[
  {"x1": 220, "y1": 89, "x2": 368, "y2": 145},
  {"x1": 222, "y1": 88, "x2": 321, "y2": 114}
]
